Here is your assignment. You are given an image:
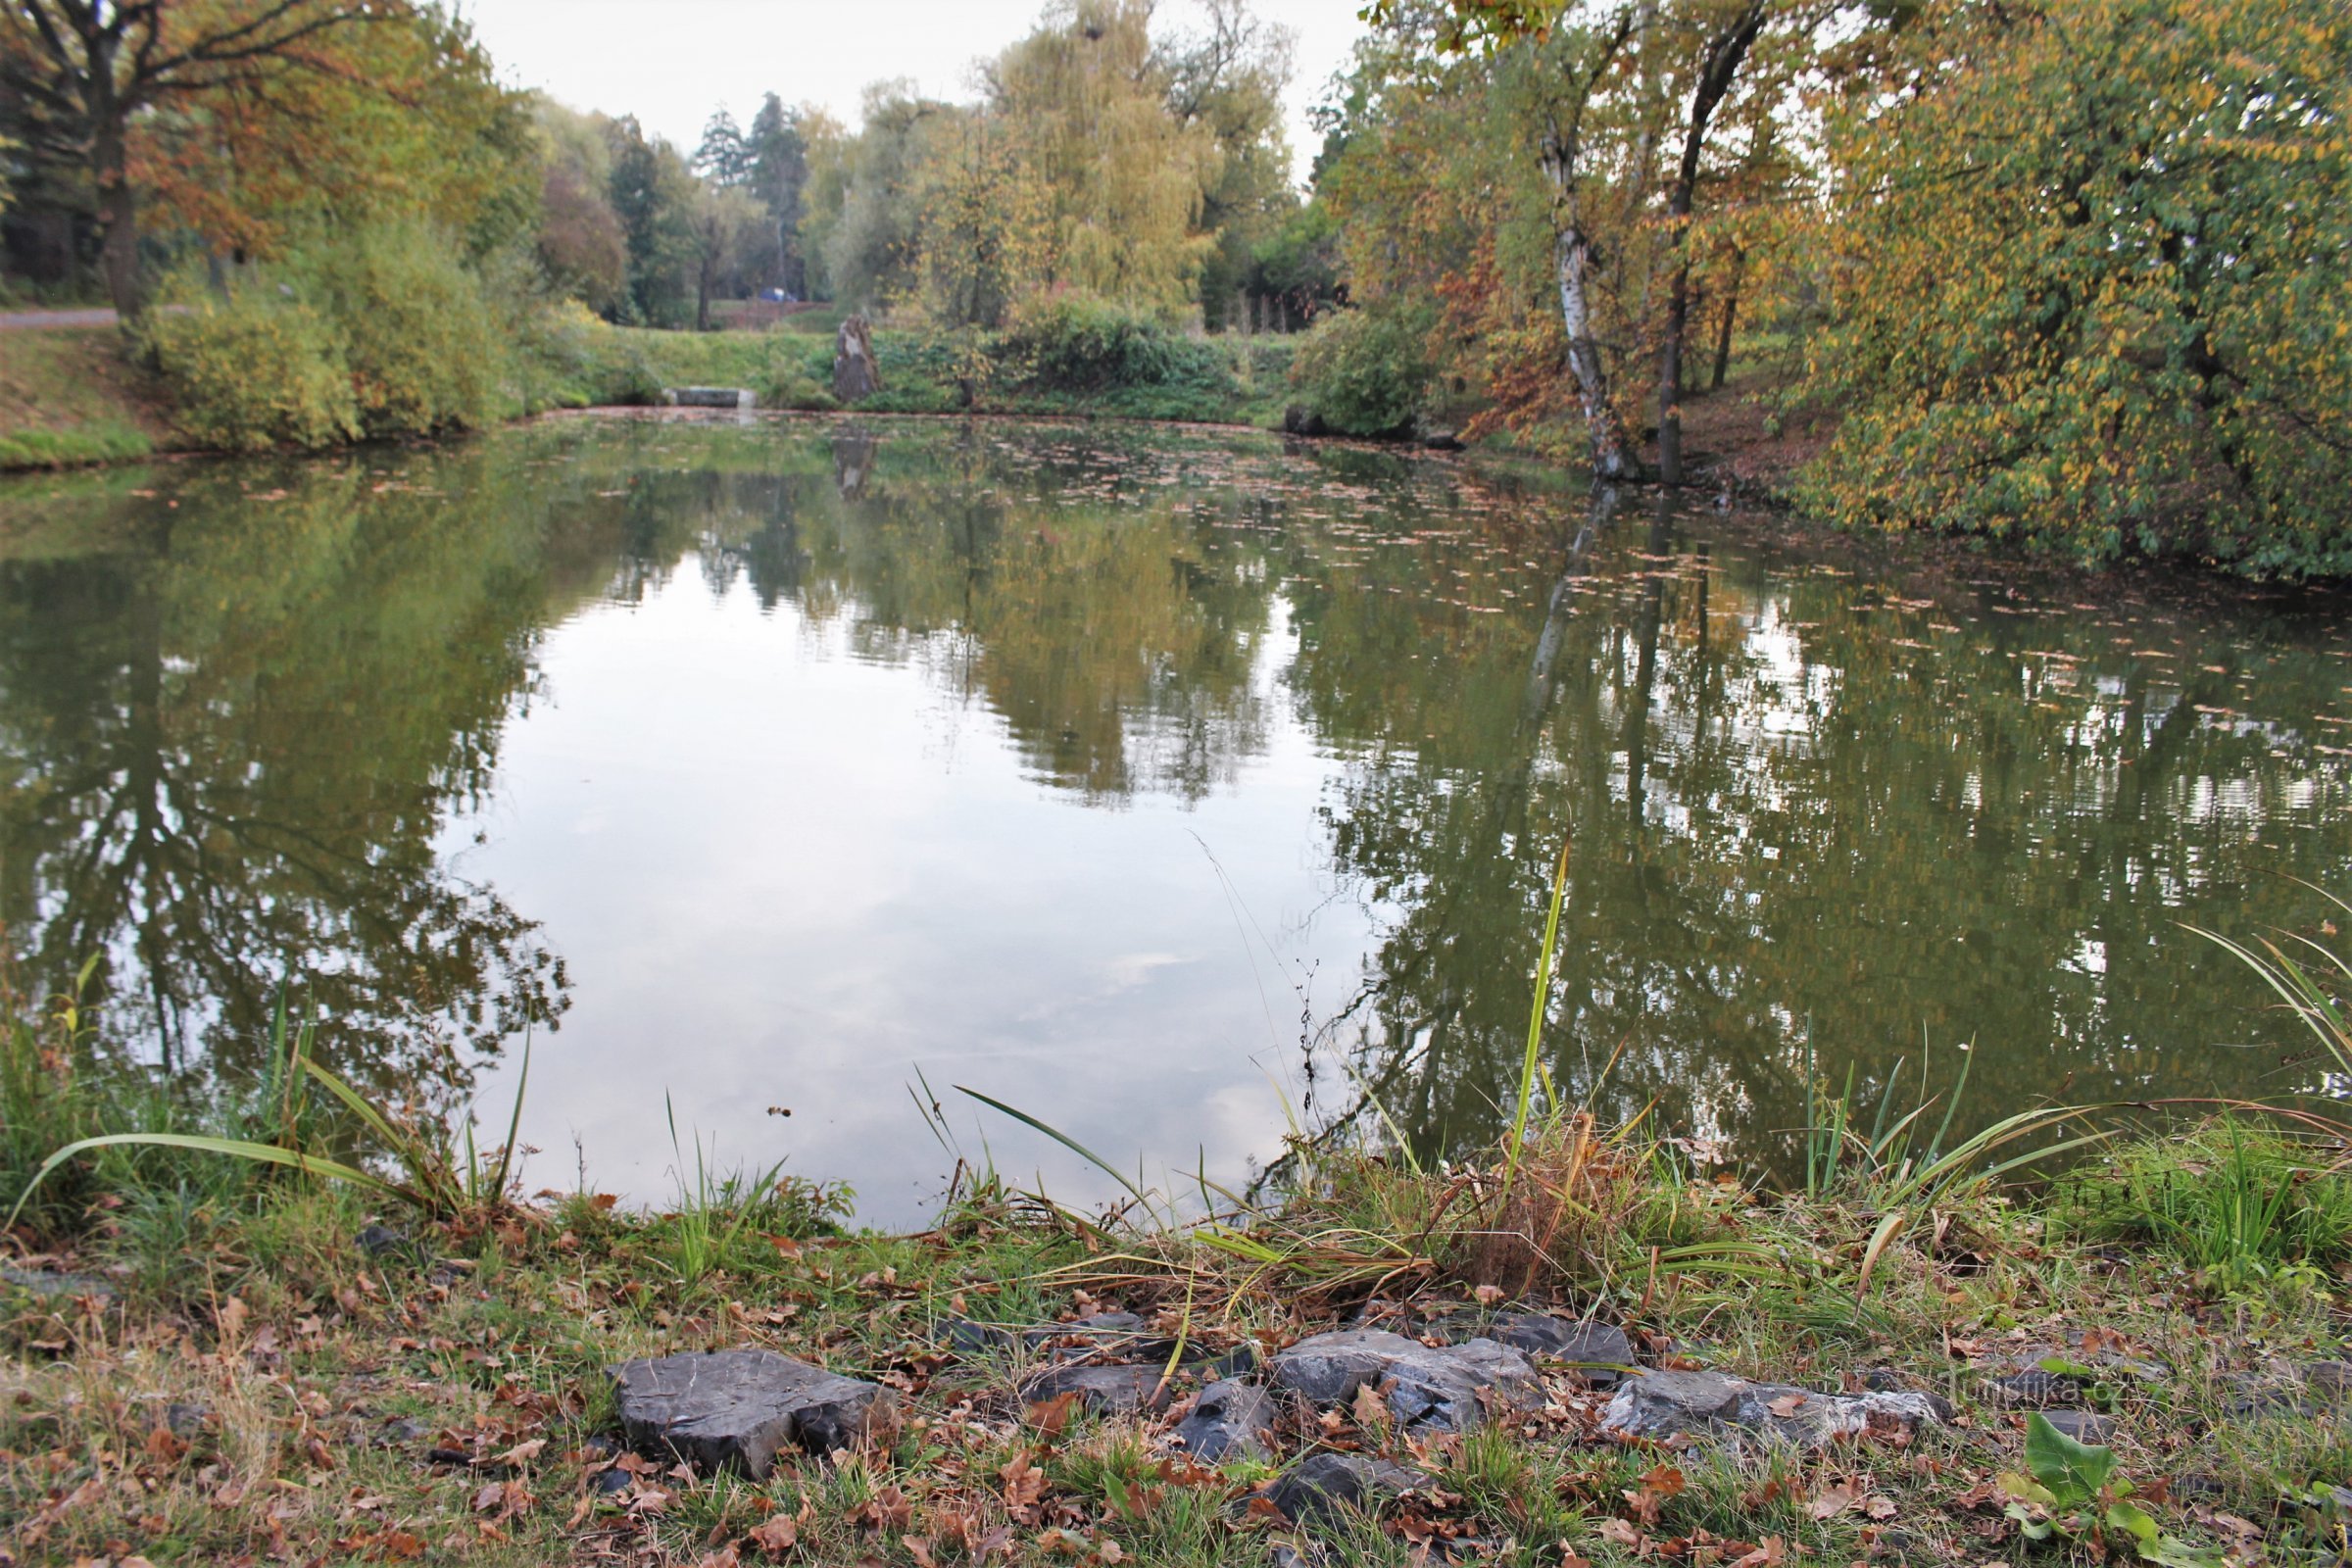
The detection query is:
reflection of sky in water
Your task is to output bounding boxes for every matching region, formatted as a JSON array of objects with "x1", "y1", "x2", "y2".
[{"x1": 447, "y1": 558, "x2": 1367, "y2": 1223}]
